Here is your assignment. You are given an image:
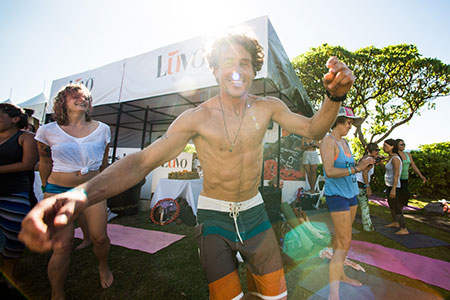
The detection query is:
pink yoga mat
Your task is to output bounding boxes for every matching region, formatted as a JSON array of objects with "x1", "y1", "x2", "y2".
[
  {"x1": 74, "y1": 224, "x2": 185, "y2": 254},
  {"x1": 348, "y1": 240, "x2": 450, "y2": 291}
]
